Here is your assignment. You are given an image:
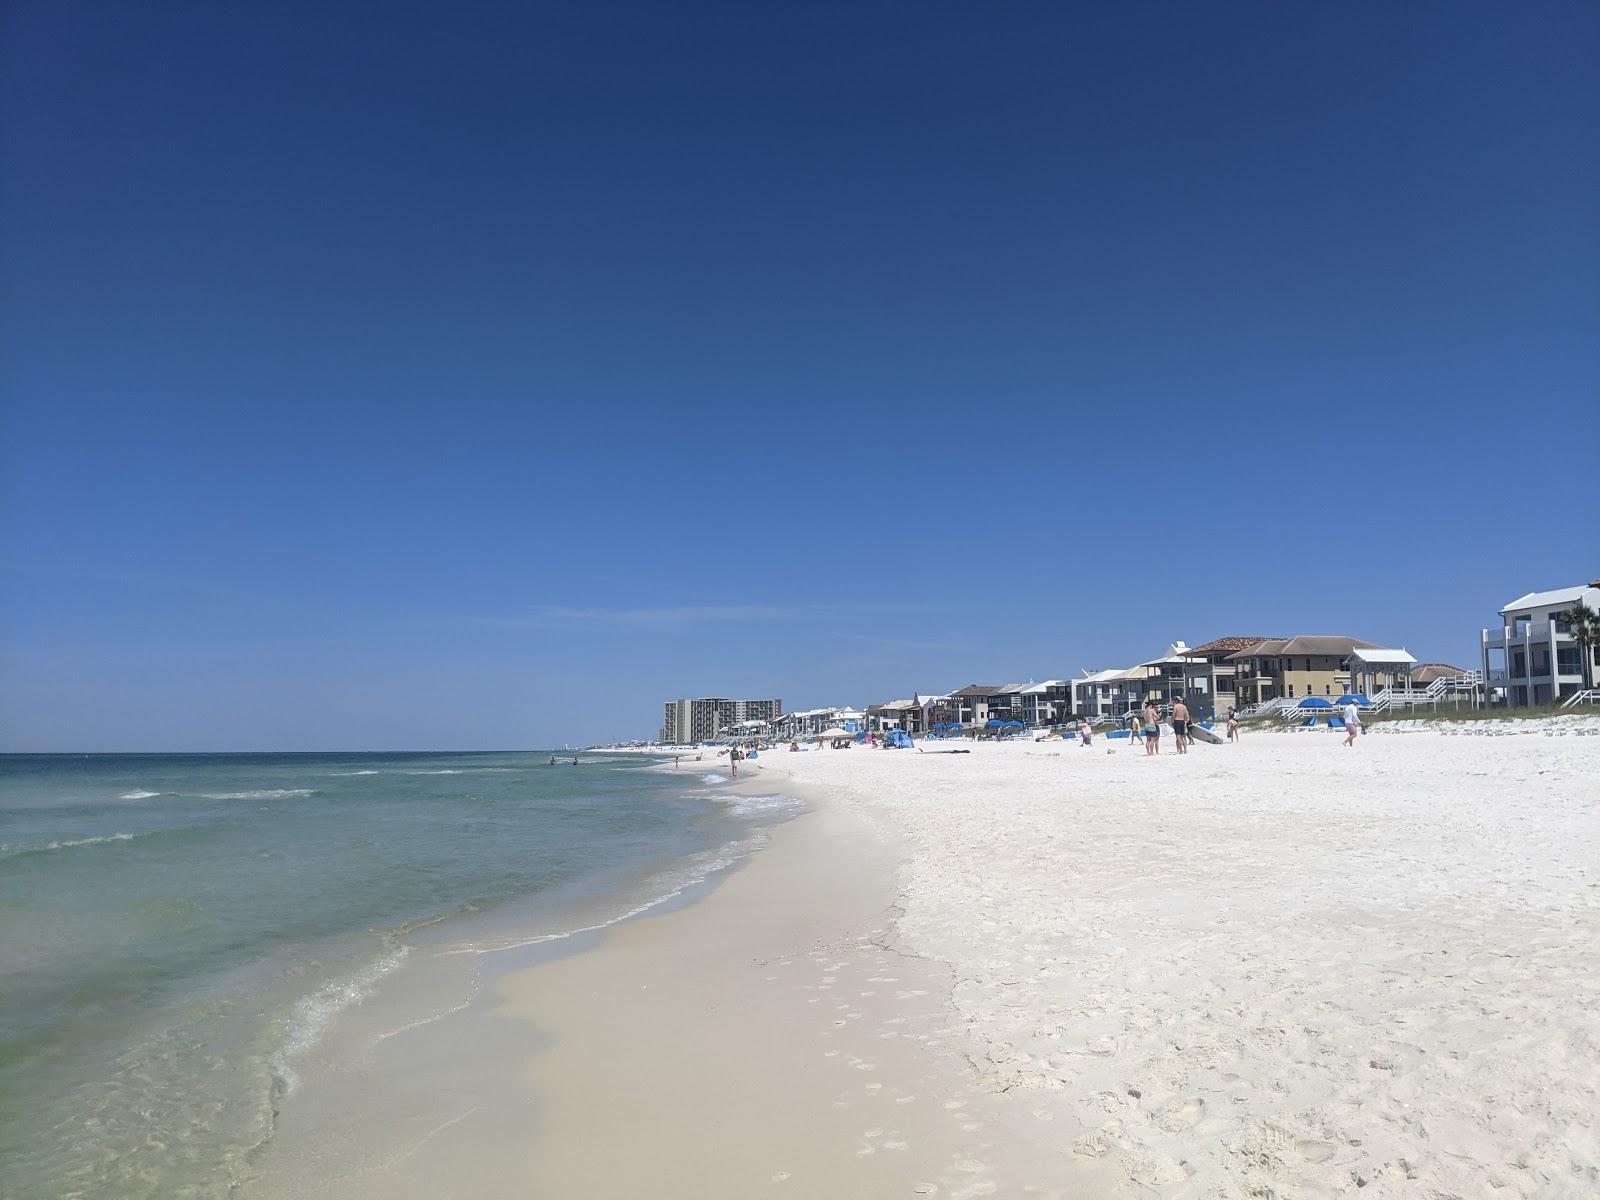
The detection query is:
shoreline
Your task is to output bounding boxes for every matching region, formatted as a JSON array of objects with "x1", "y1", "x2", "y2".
[{"x1": 237, "y1": 732, "x2": 1600, "y2": 1198}]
